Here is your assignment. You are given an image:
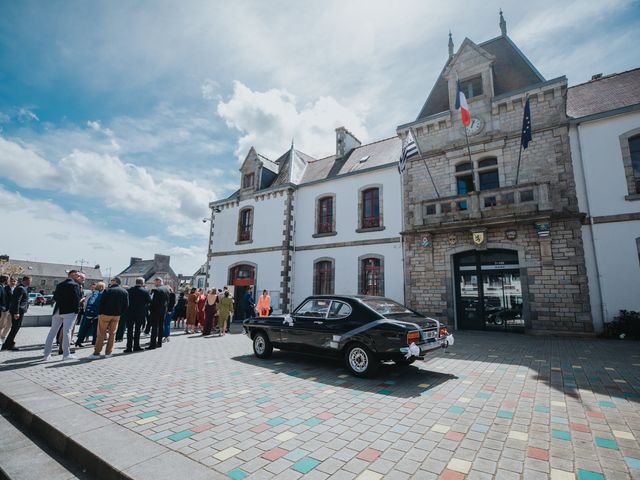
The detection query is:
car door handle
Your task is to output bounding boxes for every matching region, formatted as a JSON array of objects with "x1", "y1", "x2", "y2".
[{"x1": 314, "y1": 321, "x2": 324, "y2": 325}]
